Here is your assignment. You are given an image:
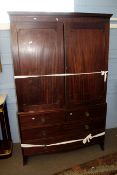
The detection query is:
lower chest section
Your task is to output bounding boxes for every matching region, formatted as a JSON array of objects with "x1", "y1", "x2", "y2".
[{"x1": 18, "y1": 103, "x2": 106, "y2": 154}]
